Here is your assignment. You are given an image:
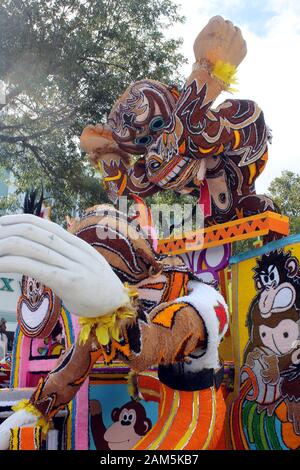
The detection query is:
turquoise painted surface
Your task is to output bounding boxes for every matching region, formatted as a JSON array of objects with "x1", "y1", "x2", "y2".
[{"x1": 230, "y1": 234, "x2": 300, "y2": 265}]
